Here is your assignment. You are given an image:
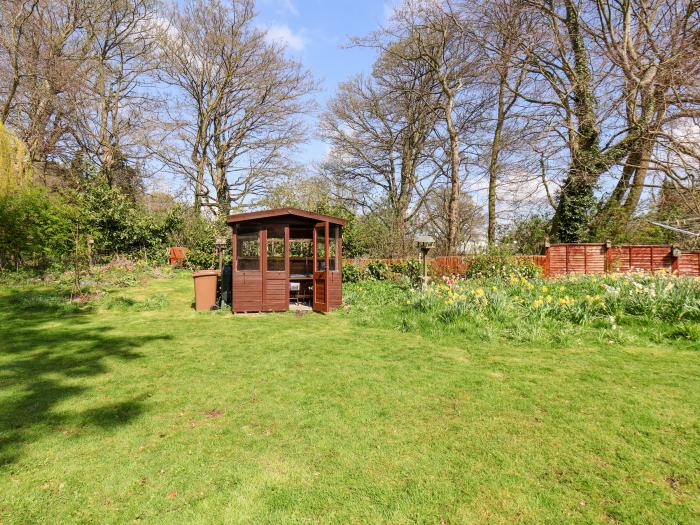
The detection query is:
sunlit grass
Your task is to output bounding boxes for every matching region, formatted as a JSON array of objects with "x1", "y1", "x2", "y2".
[{"x1": 0, "y1": 271, "x2": 698, "y2": 523}]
